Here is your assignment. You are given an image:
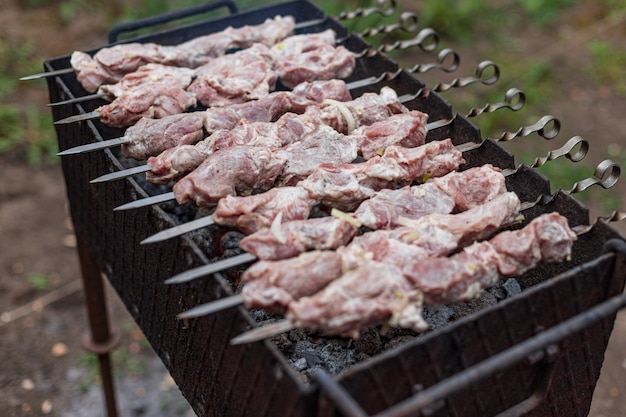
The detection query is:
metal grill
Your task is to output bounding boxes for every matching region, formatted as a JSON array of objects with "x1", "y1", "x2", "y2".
[{"x1": 41, "y1": 1, "x2": 626, "y2": 416}]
